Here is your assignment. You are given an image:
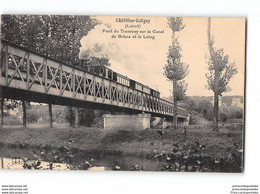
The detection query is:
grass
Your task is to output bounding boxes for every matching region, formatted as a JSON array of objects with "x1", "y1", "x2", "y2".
[{"x1": 0, "y1": 125, "x2": 243, "y2": 160}]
